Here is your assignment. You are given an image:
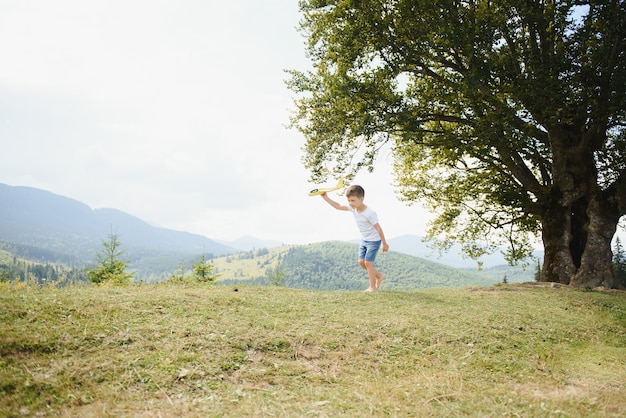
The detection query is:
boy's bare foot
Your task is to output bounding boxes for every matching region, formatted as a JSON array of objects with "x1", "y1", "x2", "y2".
[
  {"x1": 364, "y1": 287, "x2": 377, "y2": 292},
  {"x1": 376, "y1": 274, "x2": 385, "y2": 289}
]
